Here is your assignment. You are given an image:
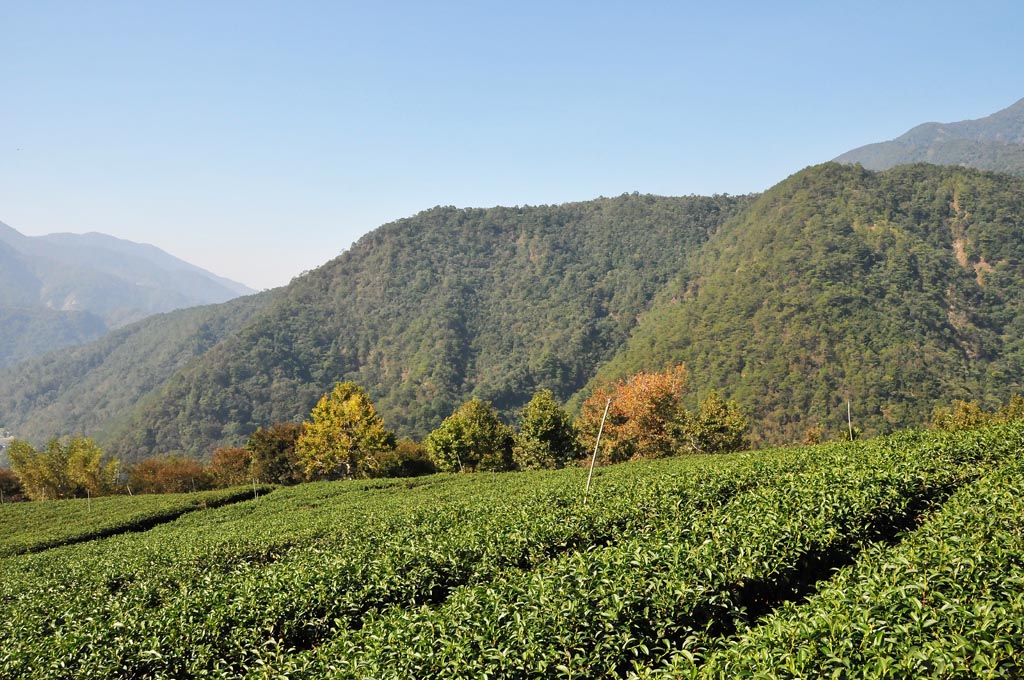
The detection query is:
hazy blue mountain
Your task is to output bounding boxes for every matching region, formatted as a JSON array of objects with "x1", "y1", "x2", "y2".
[
  {"x1": 0, "y1": 220, "x2": 256, "y2": 365},
  {"x1": 835, "y1": 97, "x2": 1024, "y2": 175}
]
